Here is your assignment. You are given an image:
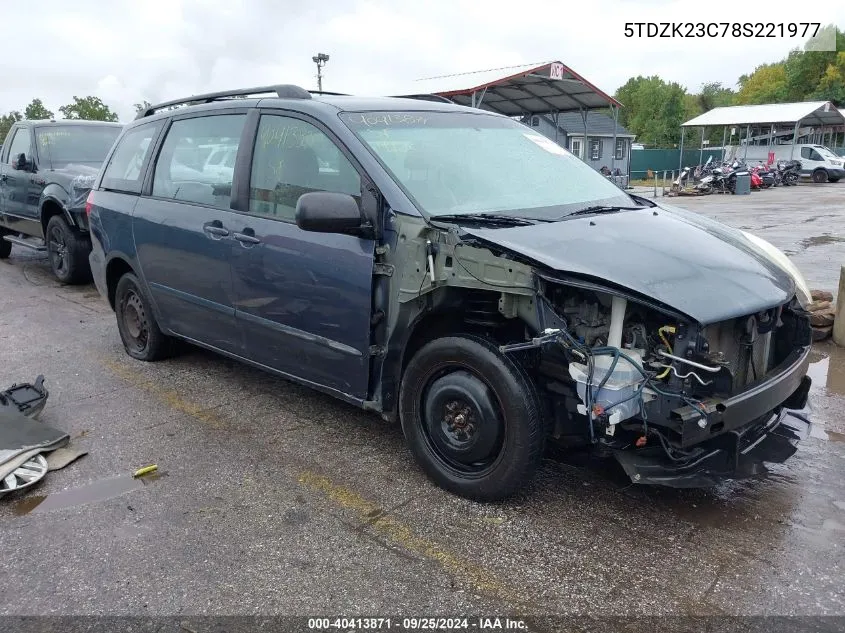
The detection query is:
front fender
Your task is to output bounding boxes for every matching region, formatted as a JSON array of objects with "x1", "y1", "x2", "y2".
[{"x1": 39, "y1": 184, "x2": 77, "y2": 228}]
